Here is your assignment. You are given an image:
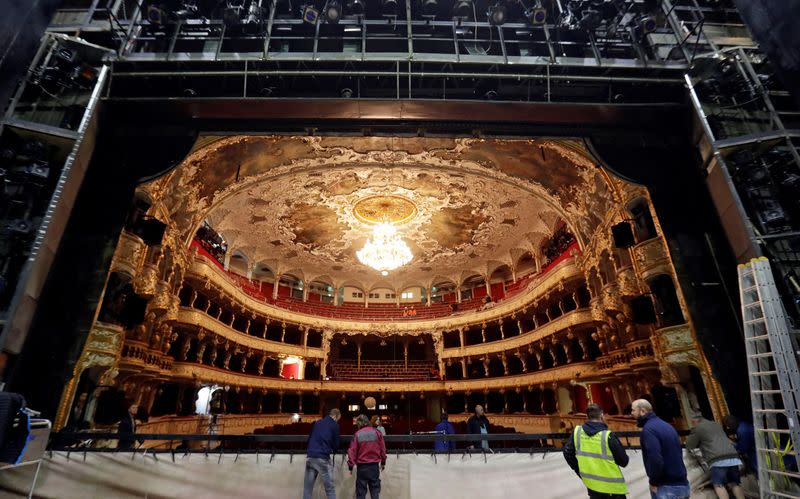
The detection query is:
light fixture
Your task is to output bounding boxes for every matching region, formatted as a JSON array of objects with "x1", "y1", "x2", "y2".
[
  {"x1": 487, "y1": 2, "x2": 506, "y2": 25},
  {"x1": 525, "y1": 7, "x2": 546, "y2": 25},
  {"x1": 347, "y1": 0, "x2": 365, "y2": 15},
  {"x1": 421, "y1": 0, "x2": 438, "y2": 17},
  {"x1": 302, "y1": 5, "x2": 320, "y2": 24},
  {"x1": 452, "y1": 0, "x2": 472, "y2": 18},
  {"x1": 356, "y1": 222, "x2": 413, "y2": 275},
  {"x1": 638, "y1": 15, "x2": 656, "y2": 34},
  {"x1": 323, "y1": 1, "x2": 342, "y2": 23},
  {"x1": 382, "y1": 0, "x2": 398, "y2": 14}
]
